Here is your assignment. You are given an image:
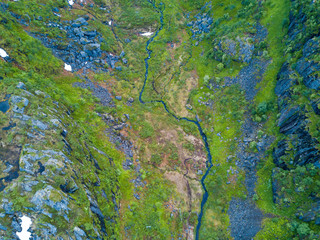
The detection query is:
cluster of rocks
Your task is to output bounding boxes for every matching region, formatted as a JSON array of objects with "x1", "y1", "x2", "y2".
[
  {"x1": 218, "y1": 37, "x2": 255, "y2": 63},
  {"x1": 102, "y1": 113, "x2": 134, "y2": 170},
  {"x1": 187, "y1": 12, "x2": 213, "y2": 40},
  {"x1": 236, "y1": 116, "x2": 274, "y2": 196},
  {"x1": 296, "y1": 202, "x2": 320, "y2": 224},
  {"x1": 10, "y1": 5, "x2": 126, "y2": 73},
  {"x1": 34, "y1": 16, "x2": 121, "y2": 72},
  {"x1": 102, "y1": 102, "x2": 148, "y2": 205},
  {"x1": 74, "y1": 78, "x2": 115, "y2": 107},
  {"x1": 223, "y1": 23, "x2": 273, "y2": 240},
  {"x1": 209, "y1": 24, "x2": 269, "y2": 100},
  {"x1": 228, "y1": 198, "x2": 264, "y2": 240},
  {"x1": 224, "y1": 58, "x2": 270, "y2": 100}
]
